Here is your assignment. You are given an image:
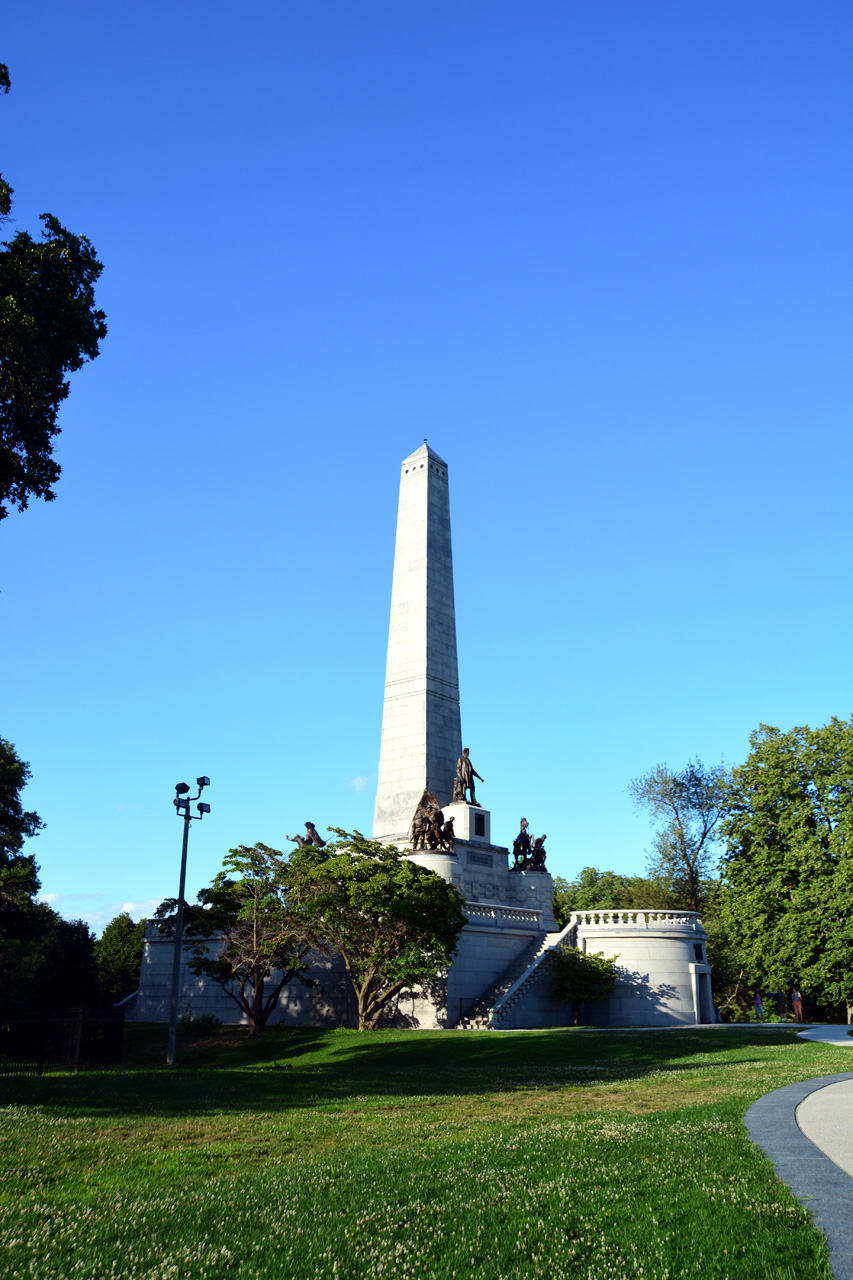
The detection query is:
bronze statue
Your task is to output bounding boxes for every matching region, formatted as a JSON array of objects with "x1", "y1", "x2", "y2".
[
  {"x1": 454, "y1": 748, "x2": 484, "y2": 806},
  {"x1": 441, "y1": 816, "x2": 456, "y2": 854},
  {"x1": 286, "y1": 822, "x2": 326, "y2": 849},
  {"x1": 530, "y1": 835, "x2": 547, "y2": 868},
  {"x1": 427, "y1": 805, "x2": 445, "y2": 849},
  {"x1": 411, "y1": 810, "x2": 429, "y2": 850},
  {"x1": 512, "y1": 818, "x2": 531, "y2": 868},
  {"x1": 409, "y1": 790, "x2": 456, "y2": 854}
]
